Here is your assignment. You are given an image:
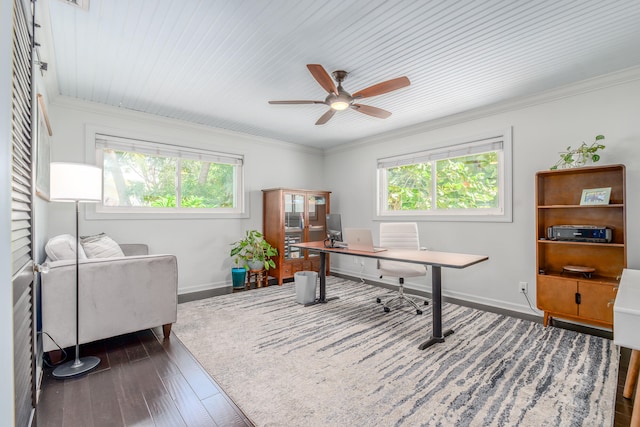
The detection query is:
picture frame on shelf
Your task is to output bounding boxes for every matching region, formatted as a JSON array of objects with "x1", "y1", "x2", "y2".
[
  {"x1": 35, "y1": 94, "x2": 53, "y2": 200},
  {"x1": 580, "y1": 187, "x2": 611, "y2": 205}
]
